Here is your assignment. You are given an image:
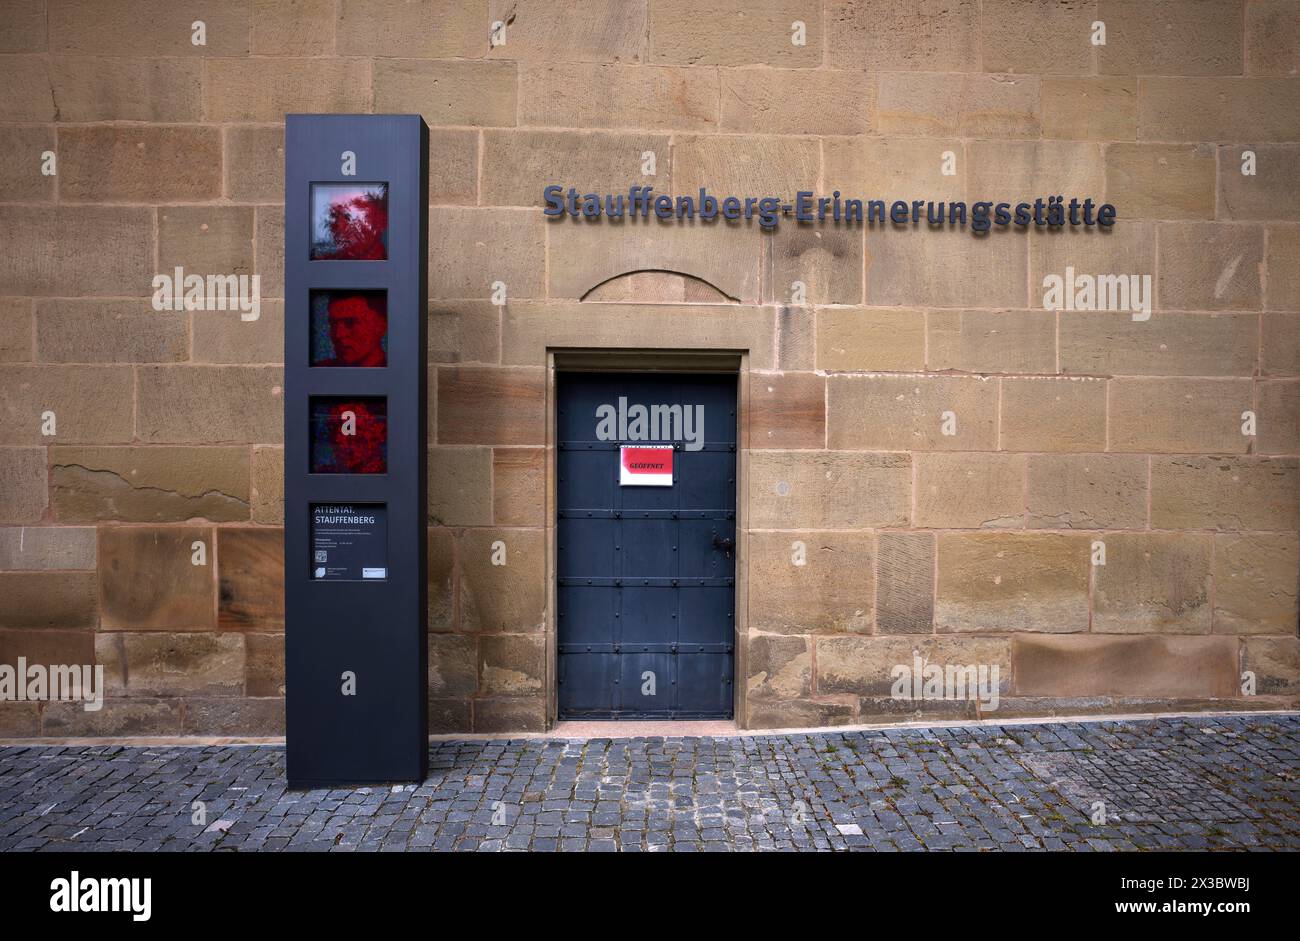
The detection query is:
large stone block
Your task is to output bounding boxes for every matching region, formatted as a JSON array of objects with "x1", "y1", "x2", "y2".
[
  {"x1": 720, "y1": 68, "x2": 872, "y2": 135},
  {"x1": 1060, "y1": 312, "x2": 1258, "y2": 377},
  {"x1": 828, "y1": 0, "x2": 978, "y2": 70},
  {"x1": 494, "y1": 448, "x2": 545, "y2": 527},
  {"x1": 824, "y1": 136, "x2": 965, "y2": 204},
  {"x1": 1245, "y1": 0, "x2": 1299, "y2": 75},
  {"x1": 427, "y1": 447, "x2": 493, "y2": 526},
  {"x1": 927, "y1": 310, "x2": 1055, "y2": 375},
  {"x1": 254, "y1": 207, "x2": 283, "y2": 299},
  {"x1": 49, "y1": 0, "x2": 249, "y2": 55},
  {"x1": 437, "y1": 366, "x2": 545, "y2": 446},
  {"x1": 99, "y1": 526, "x2": 216, "y2": 631},
  {"x1": 0, "y1": 206, "x2": 153, "y2": 296},
  {"x1": 650, "y1": 0, "x2": 821, "y2": 66},
  {"x1": 182, "y1": 697, "x2": 285, "y2": 736},
  {"x1": 827, "y1": 375, "x2": 998, "y2": 450},
  {"x1": 915, "y1": 453, "x2": 1025, "y2": 529},
  {"x1": 226, "y1": 126, "x2": 284, "y2": 203},
  {"x1": 485, "y1": 0, "x2": 645, "y2": 62},
  {"x1": 0, "y1": 0, "x2": 47, "y2": 52},
  {"x1": 0, "y1": 56, "x2": 52, "y2": 121},
  {"x1": 0, "y1": 449, "x2": 47, "y2": 523},
  {"x1": 217, "y1": 528, "x2": 283, "y2": 631},
  {"x1": 548, "y1": 217, "x2": 764, "y2": 303},
  {"x1": 428, "y1": 633, "x2": 477, "y2": 698},
  {"x1": 1213, "y1": 533, "x2": 1300, "y2": 635},
  {"x1": 459, "y1": 528, "x2": 546, "y2": 633},
  {"x1": 1025, "y1": 454, "x2": 1148, "y2": 530},
  {"x1": 1151, "y1": 456, "x2": 1299, "y2": 531},
  {"x1": 1139, "y1": 77, "x2": 1300, "y2": 141},
  {"x1": 936, "y1": 533, "x2": 1090, "y2": 632},
  {"x1": 672, "y1": 135, "x2": 818, "y2": 200},
  {"x1": 158, "y1": 205, "x2": 255, "y2": 277},
  {"x1": 1109, "y1": 378, "x2": 1253, "y2": 453},
  {"x1": 748, "y1": 532, "x2": 874, "y2": 634},
  {"x1": 745, "y1": 697, "x2": 856, "y2": 729},
  {"x1": 520, "y1": 63, "x2": 718, "y2": 131},
  {"x1": 482, "y1": 130, "x2": 669, "y2": 207},
  {"x1": 1001, "y1": 377, "x2": 1107, "y2": 452},
  {"x1": 1028, "y1": 222, "x2": 1156, "y2": 312},
  {"x1": 1218, "y1": 145, "x2": 1300, "y2": 221},
  {"x1": 874, "y1": 72, "x2": 1039, "y2": 137},
  {"x1": 1104, "y1": 144, "x2": 1216, "y2": 220},
  {"x1": 192, "y1": 299, "x2": 284, "y2": 365},
  {"x1": 876, "y1": 532, "x2": 934, "y2": 634},
  {"x1": 479, "y1": 634, "x2": 545, "y2": 697},
  {"x1": 205, "y1": 58, "x2": 370, "y2": 122},
  {"x1": 49, "y1": 56, "x2": 200, "y2": 121},
  {"x1": 1098, "y1": 0, "x2": 1243, "y2": 74},
  {"x1": 746, "y1": 634, "x2": 812, "y2": 700},
  {"x1": 429, "y1": 301, "x2": 500, "y2": 364},
  {"x1": 428, "y1": 208, "x2": 545, "y2": 300},
  {"x1": 0, "y1": 571, "x2": 96, "y2": 629},
  {"x1": 764, "y1": 223, "x2": 864, "y2": 306},
  {"x1": 51, "y1": 446, "x2": 251, "y2": 523},
  {"x1": 136, "y1": 366, "x2": 283, "y2": 445},
  {"x1": 816, "y1": 308, "x2": 925, "y2": 372},
  {"x1": 336, "y1": 0, "x2": 480, "y2": 57},
  {"x1": 0, "y1": 298, "x2": 31, "y2": 362},
  {"x1": 251, "y1": 447, "x2": 282, "y2": 524},
  {"x1": 1012, "y1": 633, "x2": 1240, "y2": 698},
  {"x1": 748, "y1": 451, "x2": 910, "y2": 528},
  {"x1": 864, "y1": 226, "x2": 1028, "y2": 308},
  {"x1": 96, "y1": 632, "x2": 244, "y2": 698},
  {"x1": 35, "y1": 299, "x2": 187, "y2": 365},
  {"x1": 373, "y1": 59, "x2": 516, "y2": 127},
  {"x1": 1242, "y1": 636, "x2": 1300, "y2": 695},
  {"x1": 41, "y1": 699, "x2": 181, "y2": 737},
  {"x1": 58, "y1": 127, "x2": 221, "y2": 202},
  {"x1": 1262, "y1": 313, "x2": 1300, "y2": 377},
  {"x1": 427, "y1": 527, "x2": 454, "y2": 630},
  {"x1": 1257, "y1": 380, "x2": 1300, "y2": 454},
  {"x1": 0, "y1": 365, "x2": 134, "y2": 445},
  {"x1": 978, "y1": 0, "x2": 1097, "y2": 73},
  {"x1": 429, "y1": 698, "x2": 472, "y2": 733},
  {"x1": 1266, "y1": 224, "x2": 1300, "y2": 312},
  {"x1": 244, "y1": 632, "x2": 285, "y2": 697},
  {"x1": 749, "y1": 373, "x2": 825, "y2": 449},
  {"x1": 473, "y1": 697, "x2": 546, "y2": 733},
  {"x1": 1093, "y1": 532, "x2": 1212, "y2": 634},
  {"x1": 0, "y1": 628, "x2": 94, "y2": 667},
  {"x1": 967, "y1": 140, "x2": 1104, "y2": 200},
  {"x1": 428, "y1": 129, "x2": 479, "y2": 206},
  {"x1": 816, "y1": 635, "x2": 1011, "y2": 697},
  {"x1": 0, "y1": 526, "x2": 95, "y2": 571},
  {"x1": 252, "y1": 0, "x2": 334, "y2": 55},
  {"x1": 1041, "y1": 77, "x2": 1137, "y2": 140}
]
